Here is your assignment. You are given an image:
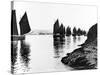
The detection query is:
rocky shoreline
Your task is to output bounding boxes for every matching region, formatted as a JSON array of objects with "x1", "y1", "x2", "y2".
[{"x1": 61, "y1": 24, "x2": 97, "y2": 70}]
